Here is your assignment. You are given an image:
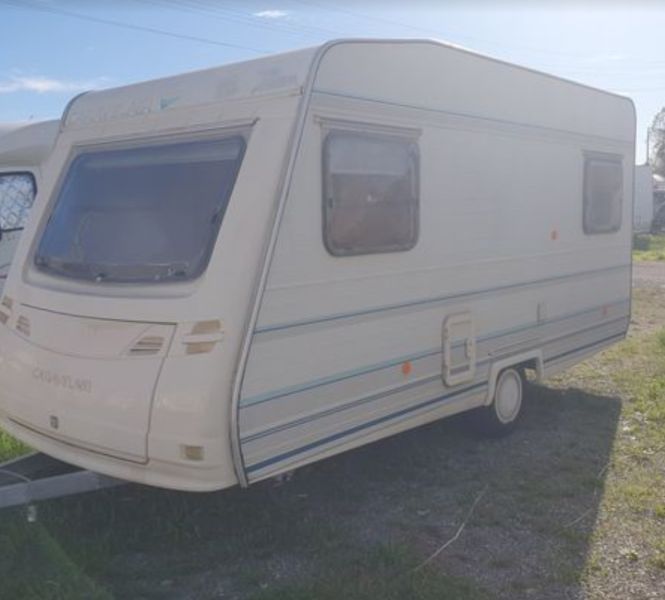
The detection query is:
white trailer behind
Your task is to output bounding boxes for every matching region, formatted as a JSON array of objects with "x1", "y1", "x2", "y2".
[
  {"x1": 633, "y1": 164, "x2": 654, "y2": 233},
  {"x1": 0, "y1": 40, "x2": 635, "y2": 492},
  {"x1": 0, "y1": 120, "x2": 59, "y2": 290}
]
